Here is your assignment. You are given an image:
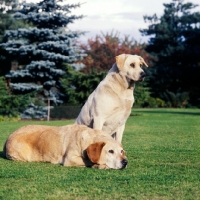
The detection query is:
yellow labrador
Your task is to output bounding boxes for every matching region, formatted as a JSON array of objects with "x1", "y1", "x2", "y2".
[
  {"x1": 75, "y1": 54, "x2": 148, "y2": 142},
  {"x1": 3, "y1": 124, "x2": 127, "y2": 169}
]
